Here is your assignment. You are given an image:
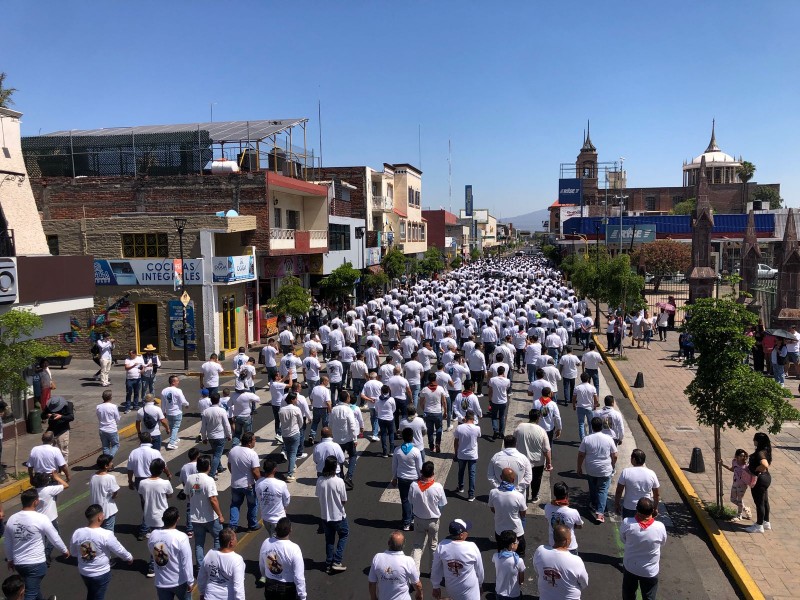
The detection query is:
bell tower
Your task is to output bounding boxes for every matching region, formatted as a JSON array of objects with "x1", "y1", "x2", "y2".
[{"x1": 576, "y1": 121, "x2": 598, "y2": 206}]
